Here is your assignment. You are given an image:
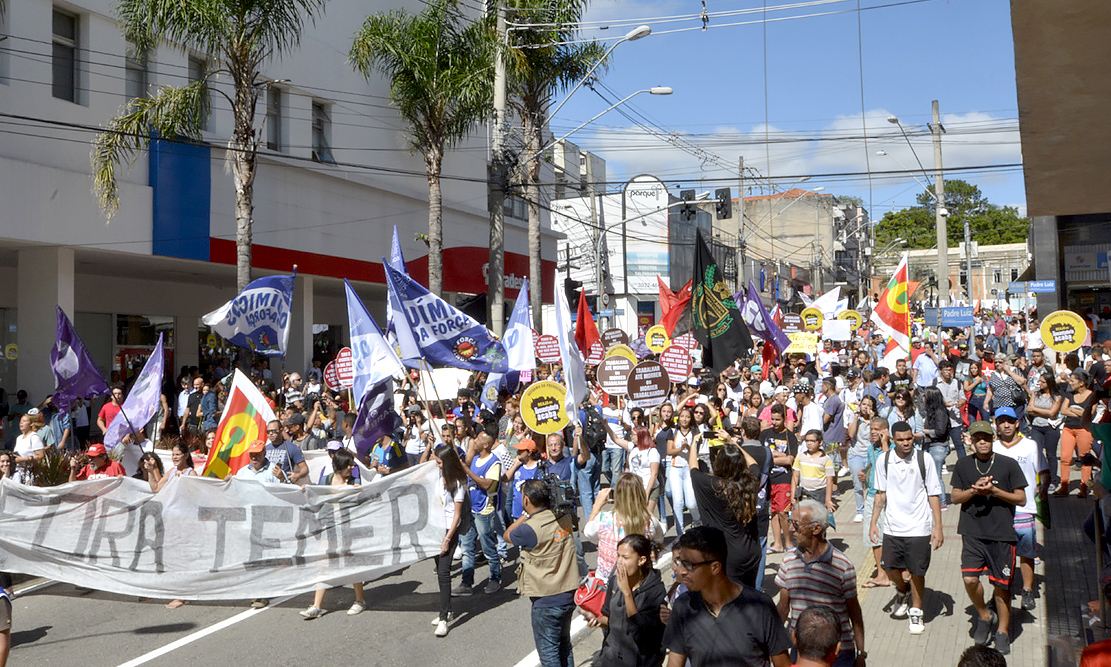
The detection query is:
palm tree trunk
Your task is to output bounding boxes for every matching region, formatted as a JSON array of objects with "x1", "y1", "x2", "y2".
[
  {"x1": 524, "y1": 111, "x2": 543, "y2": 330},
  {"x1": 231, "y1": 69, "x2": 258, "y2": 293},
  {"x1": 426, "y1": 147, "x2": 444, "y2": 296}
]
